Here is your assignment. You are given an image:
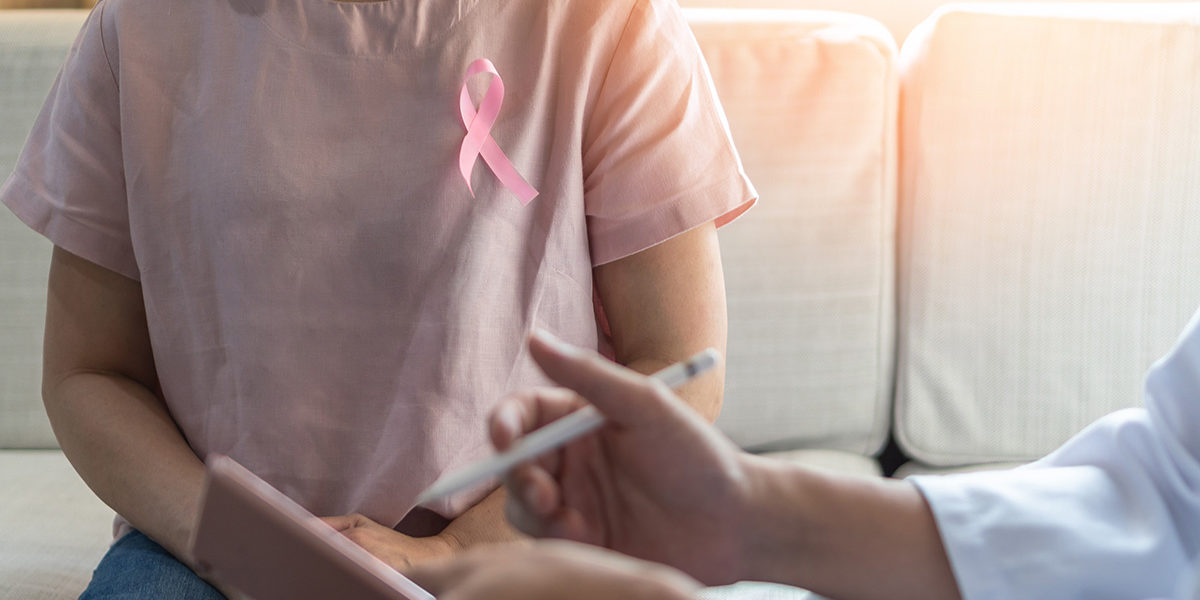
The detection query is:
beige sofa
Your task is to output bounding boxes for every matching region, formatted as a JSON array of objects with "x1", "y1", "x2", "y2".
[{"x1": 2, "y1": 3, "x2": 1199, "y2": 599}]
